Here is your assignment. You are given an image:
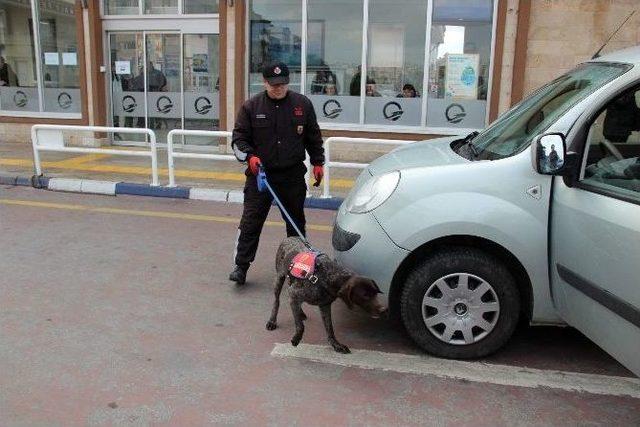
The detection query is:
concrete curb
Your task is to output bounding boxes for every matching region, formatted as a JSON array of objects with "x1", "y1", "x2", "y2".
[
  {"x1": 115, "y1": 182, "x2": 190, "y2": 199},
  {"x1": 0, "y1": 174, "x2": 49, "y2": 188},
  {"x1": 0, "y1": 174, "x2": 344, "y2": 210}
]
